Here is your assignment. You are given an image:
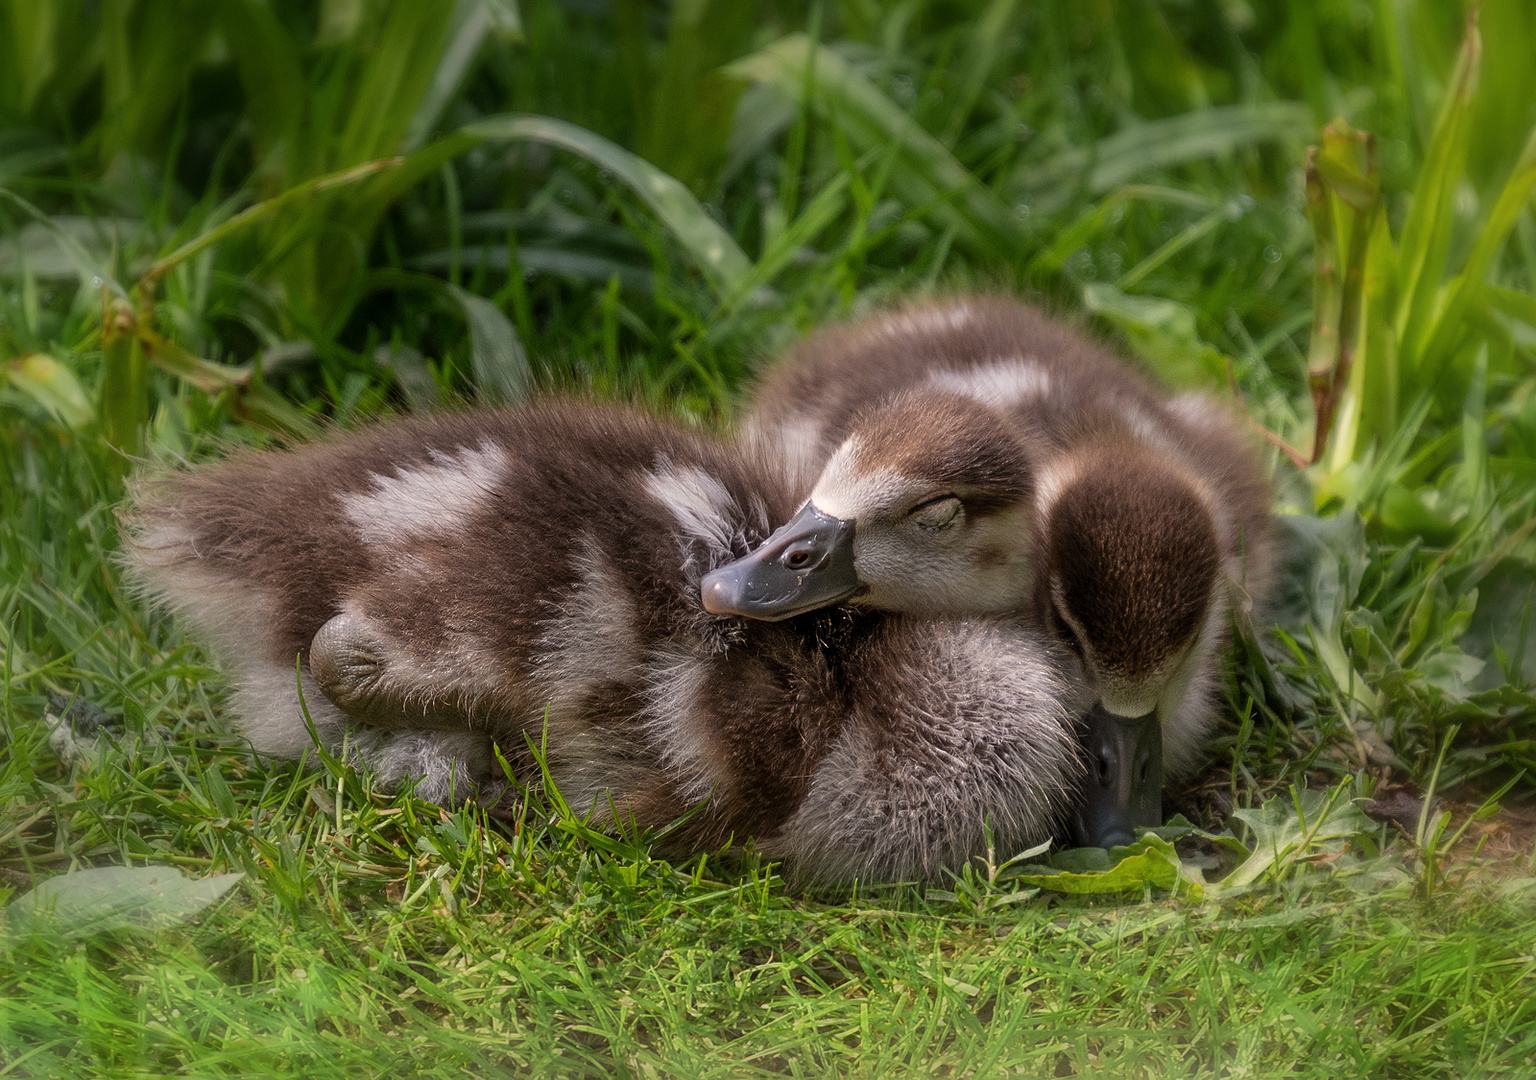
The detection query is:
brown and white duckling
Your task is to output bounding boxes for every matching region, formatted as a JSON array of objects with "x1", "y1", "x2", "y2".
[
  {"x1": 706, "y1": 297, "x2": 1274, "y2": 848},
  {"x1": 122, "y1": 399, "x2": 1080, "y2": 884}
]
